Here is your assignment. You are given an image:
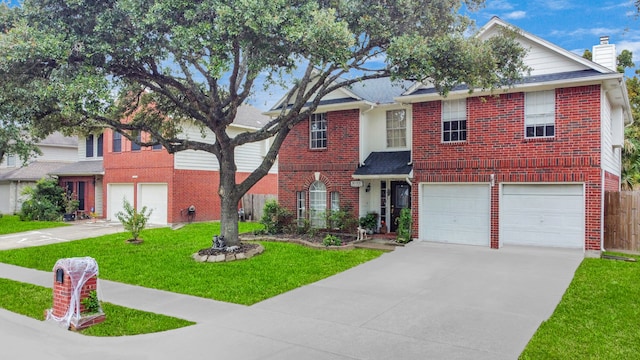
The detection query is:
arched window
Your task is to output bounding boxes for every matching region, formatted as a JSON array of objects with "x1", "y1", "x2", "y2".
[{"x1": 309, "y1": 181, "x2": 327, "y2": 228}]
